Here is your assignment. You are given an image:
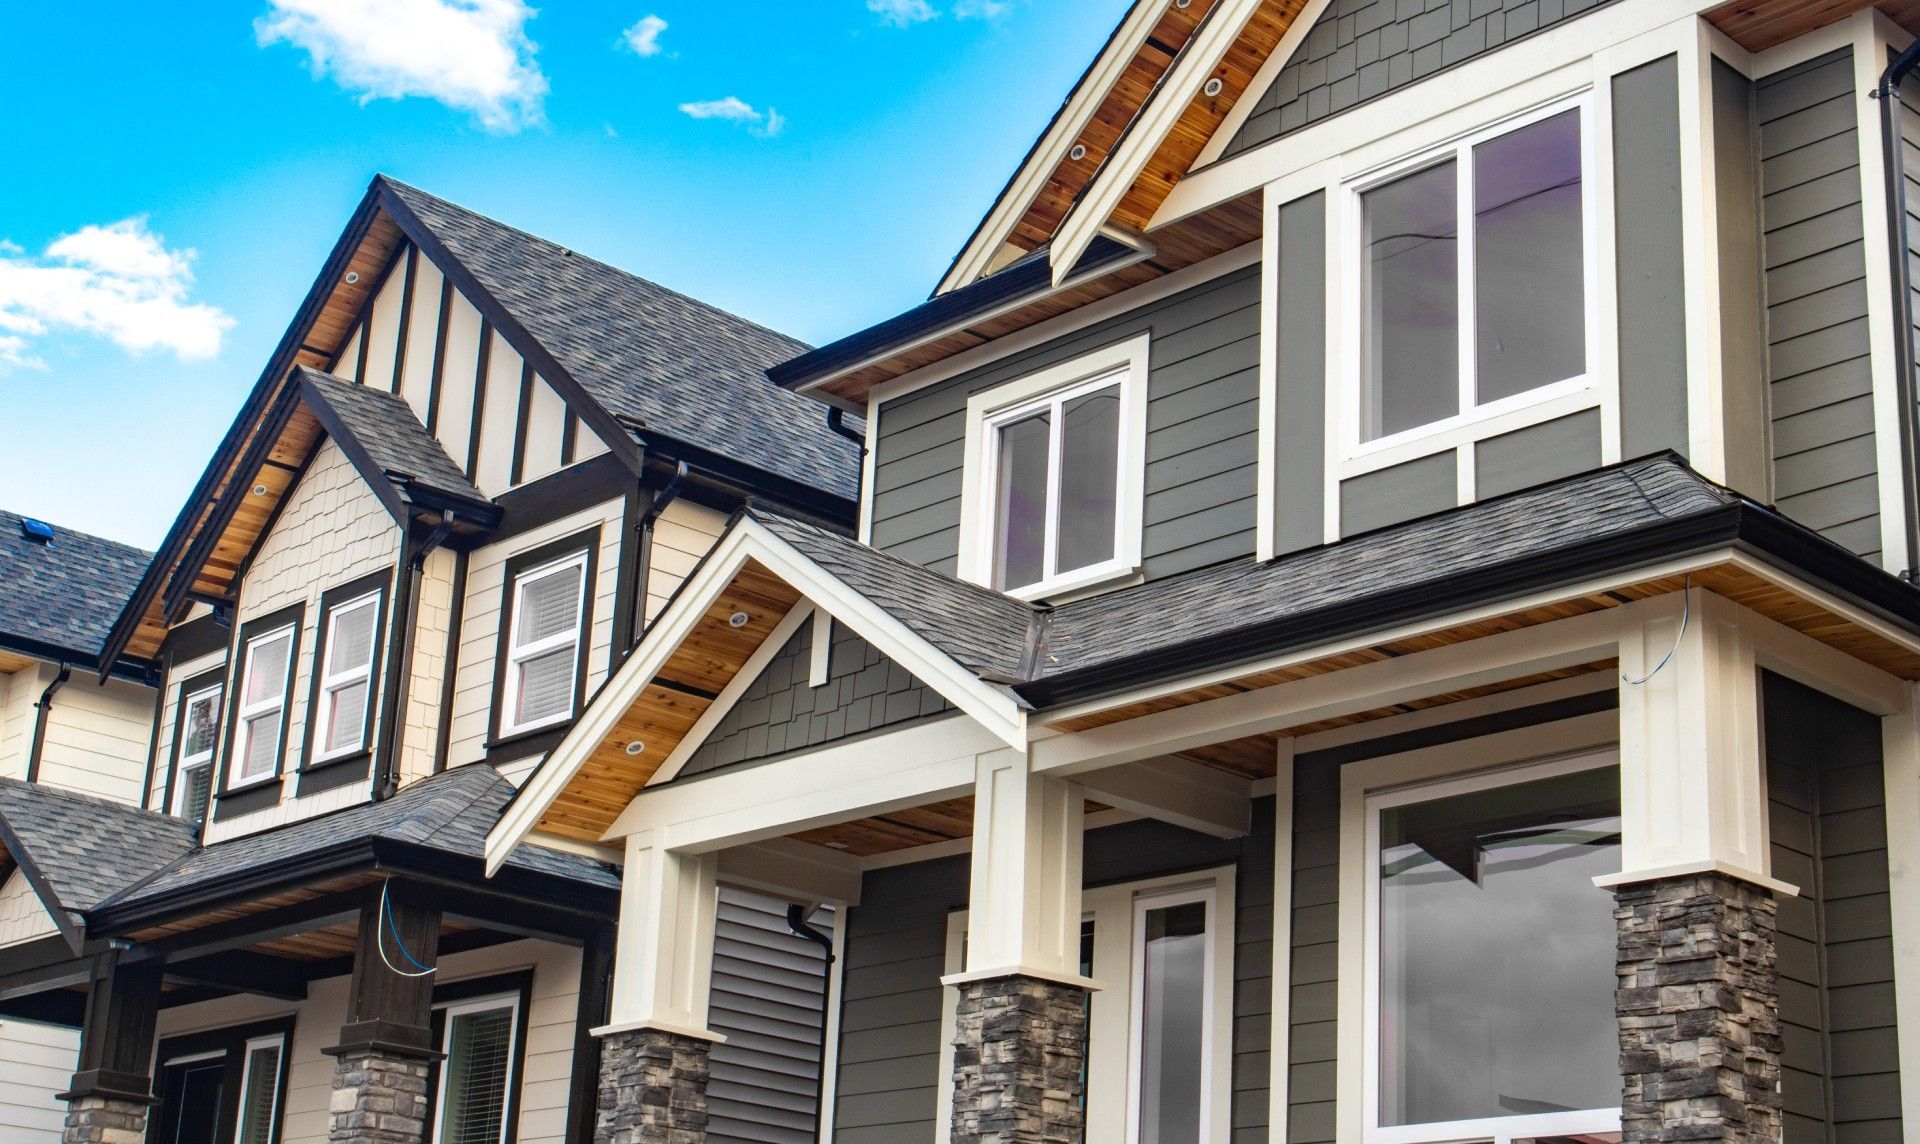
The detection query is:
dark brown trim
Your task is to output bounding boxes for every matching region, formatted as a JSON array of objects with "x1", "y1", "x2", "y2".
[
  {"x1": 421, "y1": 969, "x2": 536, "y2": 1144},
  {"x1": 609, "y1": 481, "x2": 646, "y2": 657},
  {"x1": 488, "y1": 453, "x2": 629, "y2": 544},
  {"x1": 425, "y1": 274, "x2": 454, "y2": 437},
  {"x1": 487, "y1": 527, "x2": 600, "y2": 748},
  {"x1": 161, "y1": 666, "x2": 227, "y2": 822},
  {"x1": 298, "y1": 570, "x2": 392, "y2": 771},
  {"x1": 160, "y1": 613, "x2": 229, "y2": 664},
  {"x1": 564, "y1": 924, "x2": 614, "y2": 1144},
  {"x1": 466, "y1": 320, "x2": 492, "y2": 482},
  {"x1": 151, "y1": 1015, "x2": 296, "y2": 1144},
  {"x1": 511, "y1": 360, "x2": 534, "y2": 487},
  {"x1": 139, "y1": 674, "x2": 167, "y2": 811},
  {"x1": 482, "y1": 724, "x2": 569, "y2": 767},
  {"x1": 561, "y1": 410, "x2": 579, "y2": 467},
  {"x1": 353, "y1": 305, "x2": 372, "y2": 383},
  {"x1": 432, "y1": 550, "x2": 469, "y2": 774},
  {"x1": 371, "y1": 529, "x2": 424, "y2": 801},
  {"x1": 215, "y1": 601, "x2": 304, "y2": 802},
  {"x1": 64, "y1": 948, "x2": 162, "y2": 1105},
  {"x1": 296, "y1": 751, "x2": 373, "y2": 797},
  {"x1": 212, "y1": 779, "x2": 282, "y2": 820},
  {"x1": 331, "y1": 884, "x2": 440, "y2": 1058},
  {"x1": 390, "y1": 245, "x2": 418, "y2": 395}
]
